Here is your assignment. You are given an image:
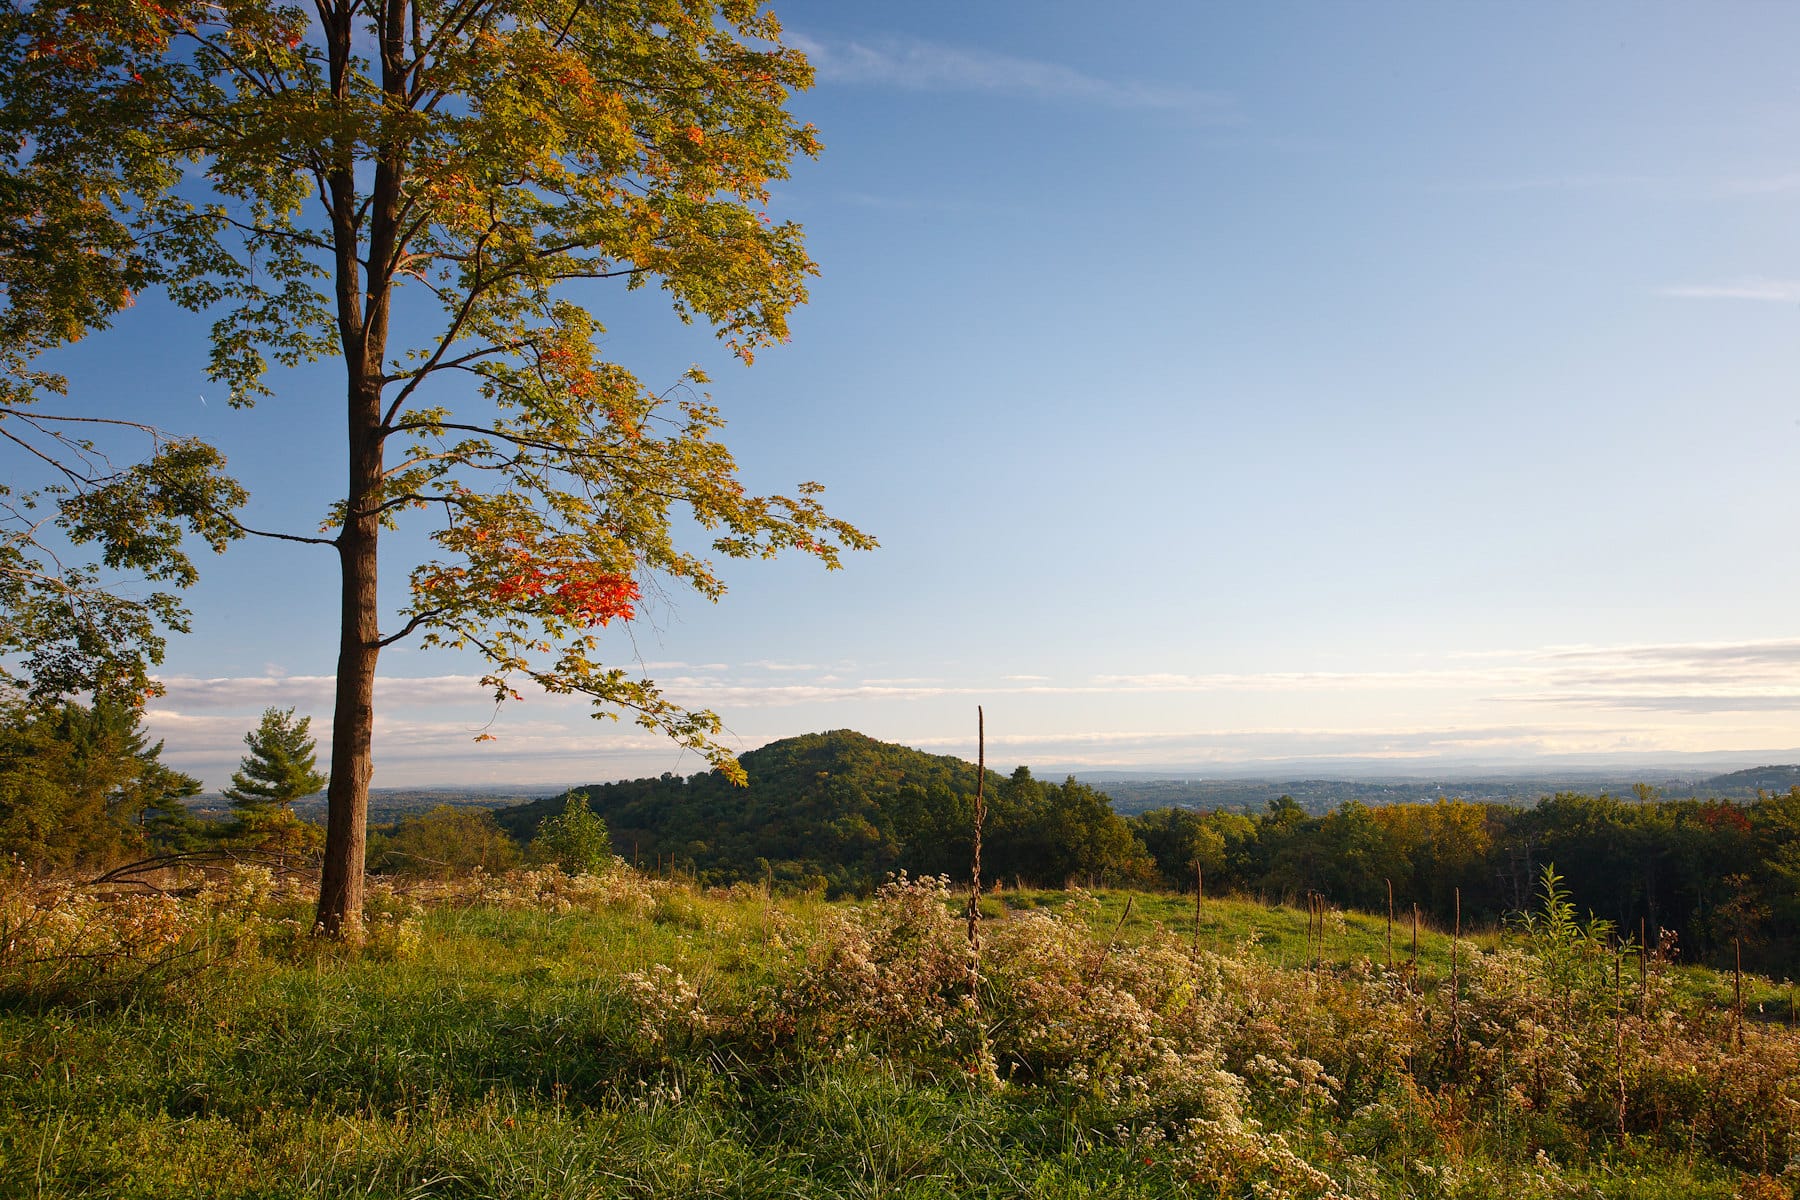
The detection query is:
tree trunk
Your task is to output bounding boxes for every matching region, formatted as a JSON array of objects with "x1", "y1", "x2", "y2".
[
  {"x1": 311, "y1": 0, "x2": 412, "y2": 939},
  {"x1": 315, "y1": 378, "x2": 384, "y2": 939}
]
